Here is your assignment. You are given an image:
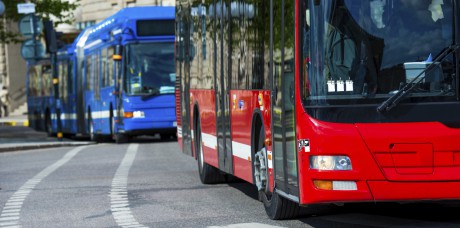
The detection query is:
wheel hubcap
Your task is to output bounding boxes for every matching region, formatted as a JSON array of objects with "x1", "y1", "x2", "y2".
[
  {"x1": 199, "y1": 138, "x2": 204, "y2": 170},
  {"x1": 90, "y1": 120, "x2": 94, "y2": 140},
  {"x1": 254, "y1": 147, "x2": 268, "y2": 192}
]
